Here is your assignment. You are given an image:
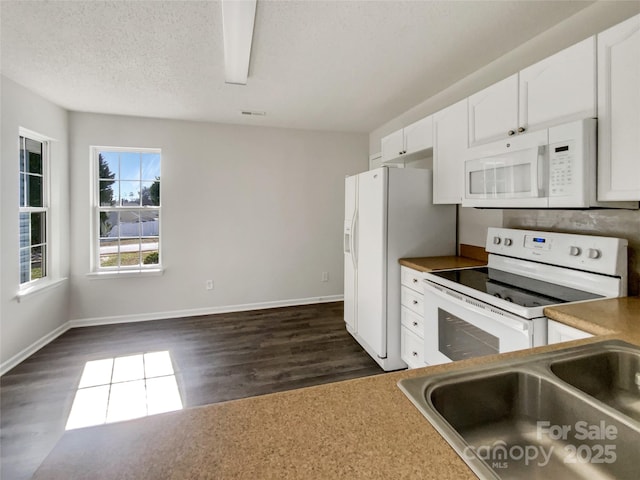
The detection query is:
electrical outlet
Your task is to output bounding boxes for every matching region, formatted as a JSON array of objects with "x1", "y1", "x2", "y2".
[
  {"x1": 206, "y1": 280, "x2": 214, "y2": 290},
  {"x1": 321, "y1": 272, "x2": 329, "y2": 282}
]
